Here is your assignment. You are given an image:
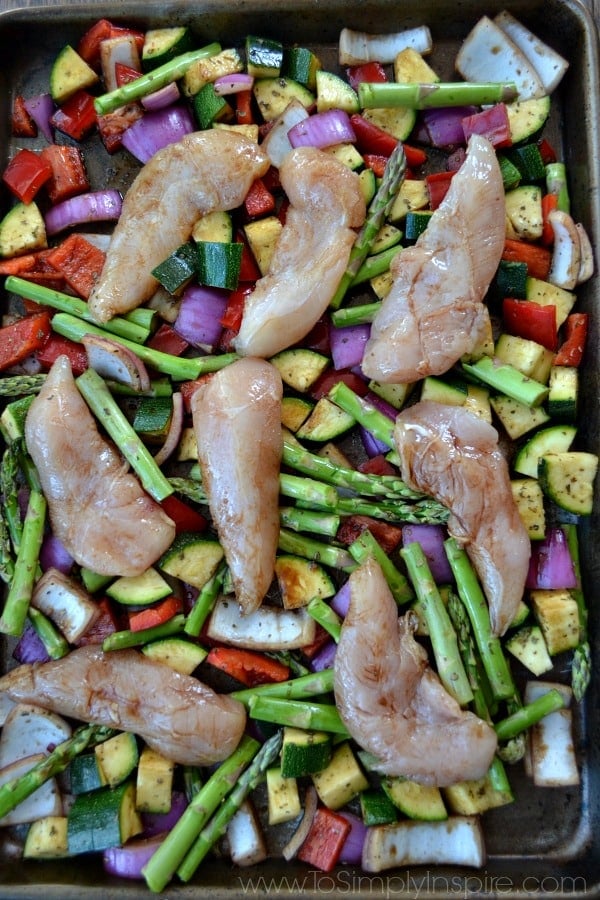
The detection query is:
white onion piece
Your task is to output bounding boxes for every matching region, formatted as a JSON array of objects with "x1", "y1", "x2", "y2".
[
  {"x1": 207, "y1": 597, "x2": 316, "y2": 650},
  {"x1": 100, "y1": 34, "x2": 141, "y2": 93},
  {"x1": 31, "y1": 567, "x2": 100, "y2": 644},
  {"x1": 142, "y1": 81, "x2": 181, "y2": 111},
  {"x1": 575, "y1": 222, "x2": 594, "y2": 283},
  {"x1": 524, "y1": 681, "x2": 579, "y2": 786},
  {"x1": 262, "y1": 99, "x2": 310, "y2": 167},
  {"x1": 282, "y1": 785, "x2": 318, "y2": 861},
  {"x1": 548, "y1": 209, "x2": 581, "y2": 290},
  {"x1": 363, "y1": 816, "x2": 486, "y2": 871},
  {"x1": 339, "y1": 25, "x2": 432, "y2": 64},
  {"x1": 226, "y1": 799, "x2": 267, "y2": 867},
  {"x1": 0, "y1": 703, "x2": 72, "y2": 770},
  {"x1": 0, "y1": 754, "x2": 62, "y2": 826},
  {"x1": 153, "y1": 391, "x2": 184, "y2": 467},
  {"x1": 82, "y1": 333, "x2": 151, "y2": 391},
  {"x1": 494, "y1": 10, "x2": 568, "y2": 94},
  {"x1": 213, "y1": 73, "x2": 254, "y2": 95}
]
